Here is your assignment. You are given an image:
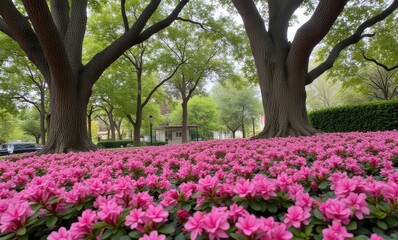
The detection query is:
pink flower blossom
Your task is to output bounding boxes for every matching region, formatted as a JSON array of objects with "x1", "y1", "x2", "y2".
[
  {"x1": 283, "y1": 206, "x2": 311, "y2": 228},
  {"x1": 234, "y1": 178, "x2": 255, "y2": 198},
  {"x1": 70, "y1": 209, "x2": 98, "y2": 239},
  {"x1": 184, "y1": 211, "x2": 205, "y2": 240},
  {"x1": 235, "y1": 214, "x2": 261, "y2": 236},
  {"x1": 320, "y1": 198, "x2": 352, "y2": 224},
  {"x1": 125, "y1": 208, "x2": 145, "y2": 230},
  {"x1": 198, "y1": 175, "x2": 219, "y2": 193},
  {"x1": 139, "y1": 230, "x2": 166, "y2": 240},
  {"x1": 322, "y1": 221, "x2": 353, "y2": 240},
  {"x1": 342, "y1": 193, "x2": 370, "y2": 219},
  {"x1": 97, "y1": 198, "x2": 123, "y2": 225},
  {"x1": 370, "y1": 233, "x2": 384, "y2": 240},
  {"x1": 202, "y1": 207, "x2": 230, "y2": 240},
  {"x1": 47, "y1": 227, "x2": 72, "y2": 240},
  {"x1": 271, "y1": 223, "x2": 293, "y2": 240},
  {"x1": 295, "y1": 193, "x2": 314, "y2": 212},
  {"x1": 0, "y1": 200, "x2": 34, "y2": 233},
  {"x1": 143, "y1": 205, "x2": 168, "y2": 224},
  {"x1": 228, "y1": 203, "x2": 248, "y2": 222}
]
